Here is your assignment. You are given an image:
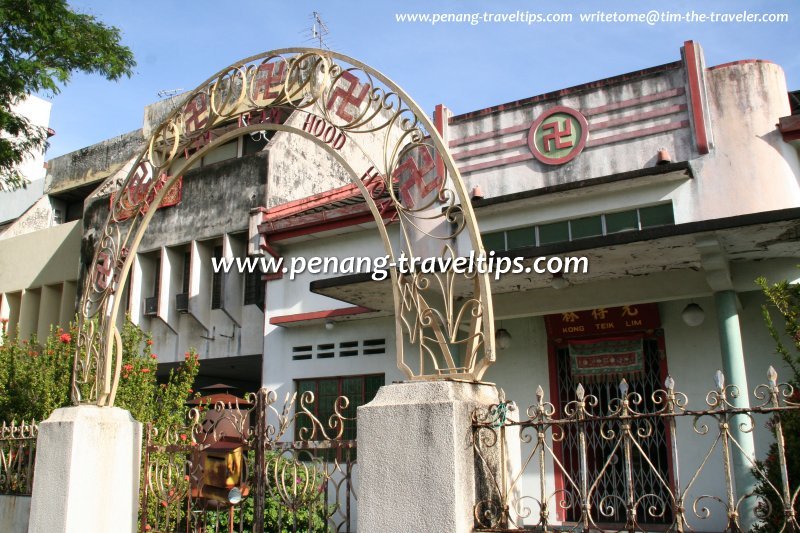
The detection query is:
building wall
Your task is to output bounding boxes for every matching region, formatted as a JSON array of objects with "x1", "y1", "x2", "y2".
[{"x1": 0, "y1": 221, "x2": 81, "y2": 340}]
